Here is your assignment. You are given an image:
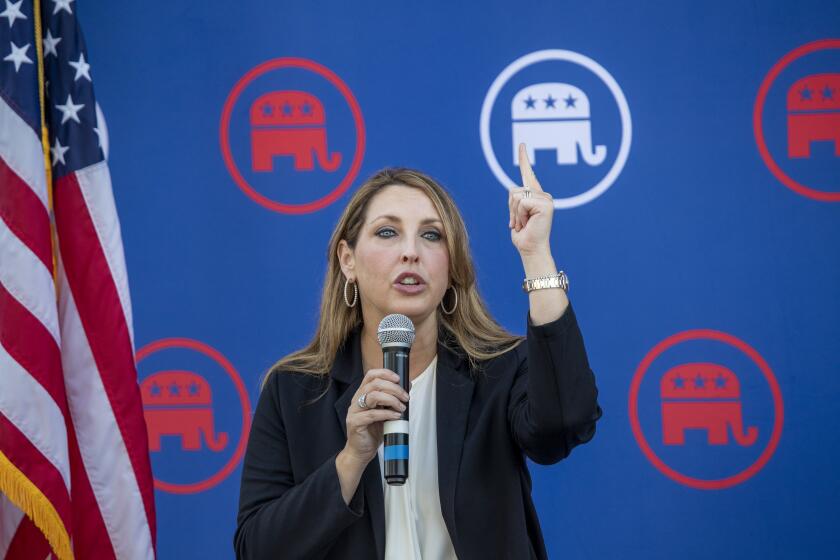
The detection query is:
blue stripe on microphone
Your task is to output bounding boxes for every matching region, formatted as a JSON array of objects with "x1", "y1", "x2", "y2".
[{"x1": 384, "y1": 445, "x2": 408, "y2": 460}]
